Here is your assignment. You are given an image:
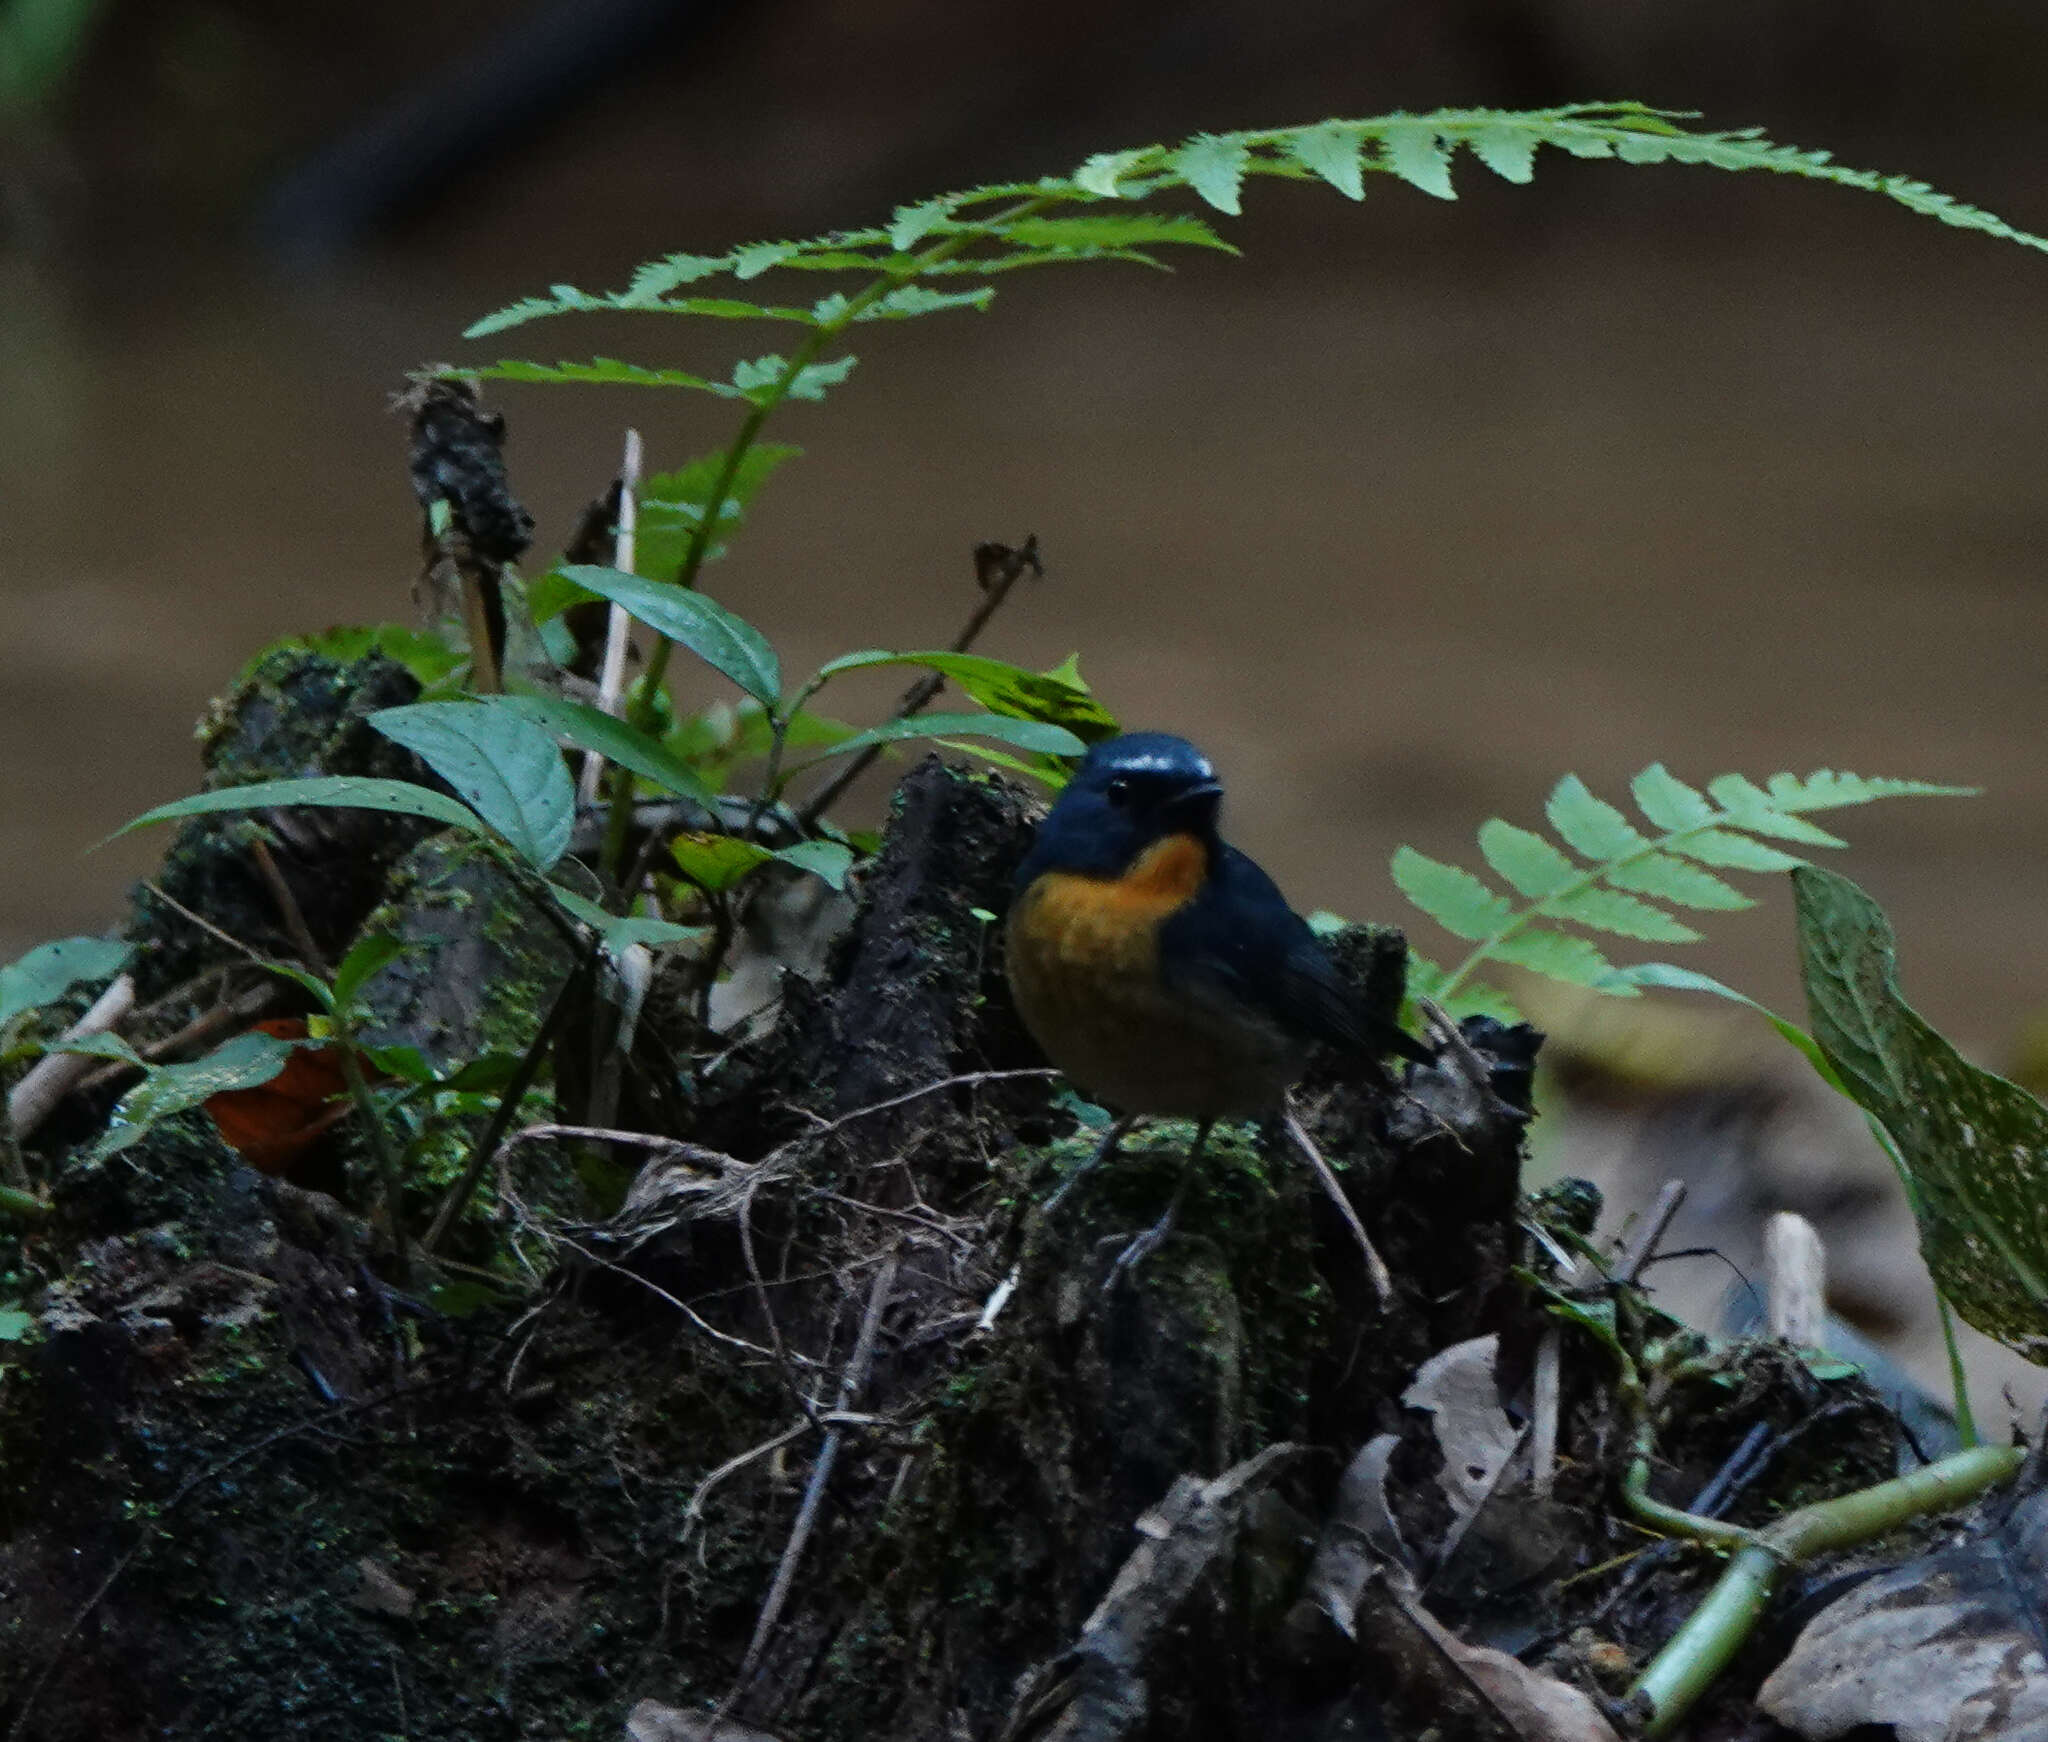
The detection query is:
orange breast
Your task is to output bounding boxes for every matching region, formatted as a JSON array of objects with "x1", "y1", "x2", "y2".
[{"x1": 1006, "y1": 835, "x2": 1304, "y2": 1119}]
